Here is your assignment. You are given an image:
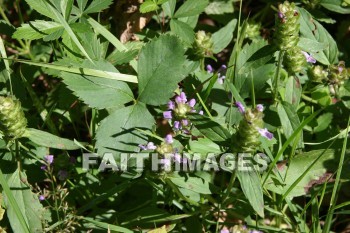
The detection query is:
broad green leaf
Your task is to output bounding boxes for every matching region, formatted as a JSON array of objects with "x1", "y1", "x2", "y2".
[
  {"x1": 23, "y1": 0, "x2": 58, "y2": 20},
  {"x1": 188, "y1": 114, "x2": 231, "y2": 144},
  {"x1": 314, "y1": 113, "x2": 333, "y2": 133},
  {"x1": 5, "y1": 170, "x2": 45, "y2": 233},
  {"x1": 284, "y1": 76, "x2": 302, "y2": 109},
  {"x1": 173, "y1": 0, "x2": 209, "y2": 18},
  {"x1": 169, "y1": 175, "x2": 212, "y2": 194},
  {"x1": 189, "y1": 137, "x2": 221, "y2": 155},
  {"x1": 12, "y1": 21, "x2": 63, "y2": 40},
  {"x1": 277, "y1": 101, "x2": 303, "y2": 148},
  {"x1": 138, "y1": 34, "x2": 186, "y2": 105},
  {"x1": 170, "y1": 19, "x2": 195, "y2": 45},
  {"x1": 95, "y1": 103, "x2": 155, "y2": 155},
  {"x1": 60, "y1": 72, "x2": 134, "y2": 109},
  {"x1": 107, "y1": 42, "x2": 143, "y2": 65},
  {"x1": 25, "y1": 128, "x2": 81, "y2": 150},
  {"x1": 298, "y1": 7, "x2": 338, "y2": 65},
  {"x1": 265, "y1": 149, "x2": 340, "y2": 198},
  {"x1": 84, "y1": 0, "x2": 114, "y2": 14},
  {"x1": 237, "y1": 169, "x2": 264, "y2": 218},
  {"x1": 212, "y1": 19, "x2": 237, "y2": 53},
  {"x1": 162, "y1": 0, "x2": 176, "y2": 17},
  {"x1": 311, "y1": 86, "x2": 332, "y2": 106},
  {"x1": 205, "y1": 0, "x2": 235, "y2": 15},
  {"x1": 140, "y1": 0, "x2": 159, "y2": 13},
  {"x1": 298, "y1": 37, "x2": 328, "y2": 53},
  {"x1": 320, "y1": 0, "x2": 350, "y2": 14}
]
